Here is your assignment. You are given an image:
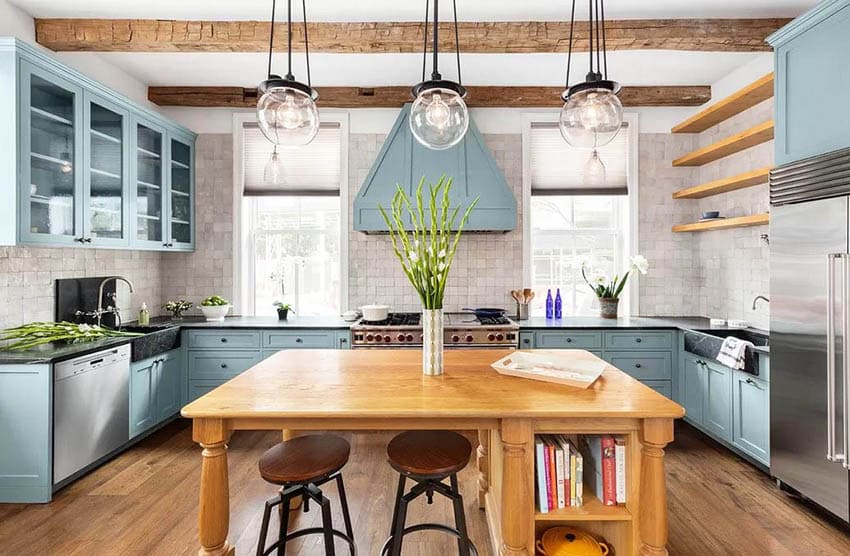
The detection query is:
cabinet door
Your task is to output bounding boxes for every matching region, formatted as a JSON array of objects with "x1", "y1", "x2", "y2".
[
  {"x1": 733, "y1": 372, "x2": 770, "y2": 465},
  {"x1": 155, "y1": 352, "x2": 182, "y2": 421},
  {"x1": 518, "y1": 331, "x2": 534, "y2": 349},
  {"x1": 682, "y1": 356, "x2": 706, "y2": 426},
  {"x1": 84, "y1": 93, "x2": 130, "y2": 247},
  {"x1": 704, "y1": 362, "x2": 733, "y2": 443},
  {"x1": 335, "y1": 330, "x2": 351, "y2": 349},
  {"x1": 131, "y1": 118, "x2": 167, "y2": 249},
  {"x1": 19, "y1": 60, "x2": 84, "y2": 246},
  {"x1": 130, "y1": 358, "x2": 157, "y2": 438},
  {"x1": 166, "y1": 134, "x2": 194, "y2": 250}
]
